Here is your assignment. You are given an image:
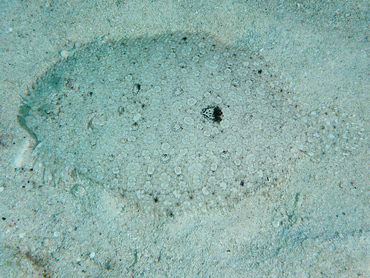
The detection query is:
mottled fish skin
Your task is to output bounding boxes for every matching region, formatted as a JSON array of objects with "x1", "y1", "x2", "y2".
[{"x1": 19, "y1": 32, "x2": 365, "y2": 217}]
